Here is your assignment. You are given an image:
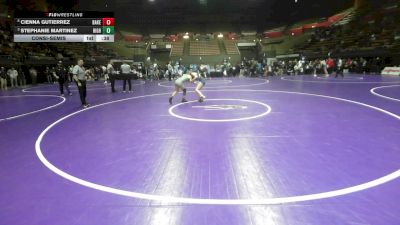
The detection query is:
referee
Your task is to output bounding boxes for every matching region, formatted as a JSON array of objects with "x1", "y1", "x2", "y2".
[
  {"x1": 120, "y1": 62, "x2": 132, "y2": 93},
  {"x1": 72, "y1": 59, "x2": 90, "y2": 108}
]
